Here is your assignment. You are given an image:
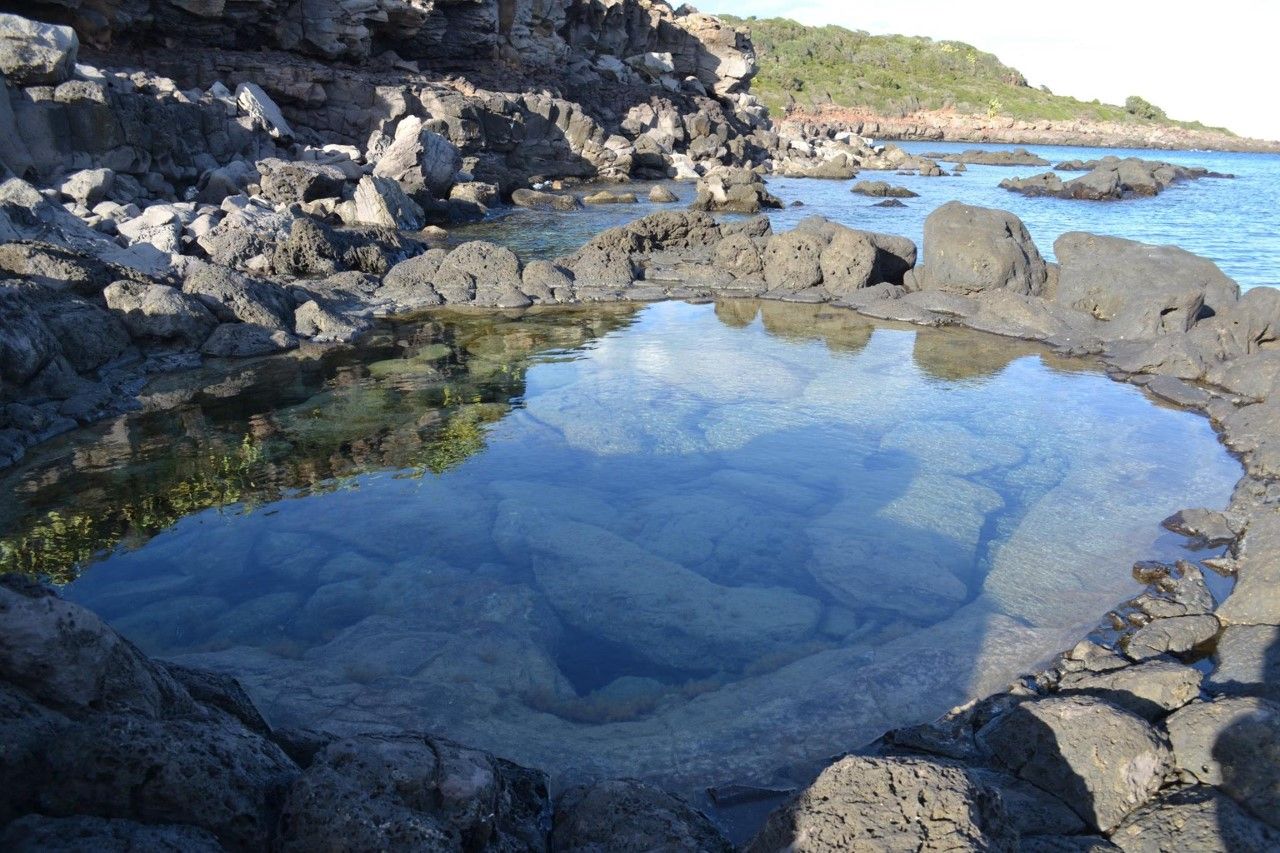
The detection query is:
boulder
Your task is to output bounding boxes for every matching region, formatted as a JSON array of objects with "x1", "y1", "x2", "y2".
[
  {"x1": 511, "y1": 188, "x2": 582, "y2": 211},
  {"x1": 352, "y1": 175, "x2": 423, "y2": 231},
  {"x1": 0, "y1": 575, "x2": 194, "y2": 718},
  {"x1": 0, "y1": 282, "x2": 60, "y2": 386},
  {"x1": 235, "y1": 82, "x2": 293, "y2": 141},
  {"x1": 850, "y1": 180, "x2": 918, "y2": 198},
  {"x1": 372, "y1": 116, "x2": 462, "y2": 199},
  {"x1": 582, "y1": 190, "x2": 638, "y2": 205},
  {"x1": 649, "y1": 185, "x2": 679, "y2": 203},
  {"x1": 257, "y1": 159, "x2": 347, "y2": 206},
  {"x1": 690, "y1": 168, "x2": 781, "y2": 214},
  {"x1": 103, "y1": 280, "x2": 217, "y2": 347},
  {"x1": 432, "y1": 241, "x2": 527, "y2": 307},
  {"x1": 1123, "y1": 615, "x2": 1220, "y2": 661},
  {"x1": 272, "y1": 217, "x2": 341, "y2": 277},
  {"x1": 182, "y1": 262, "x2": 293, "y2": 329},
  {"x1": 1110, "y1": 786, "x2": 1280, "y2": 852},
  {"x1": 747, "y1": 756, "x2": 1016, "y2": 852},
  {"x1": 0, "y1": 13, "x2": 78, "y2": 85},
  {"x1": 293, "y1": 300, "x2": 369, "y2": 343},
  {"x1": 916, "y1": 202, "x2": 1048, "y2": 296},
  {"x1": 1057, "y1": 659, "x2": 1202, "y2": 720},
  {"x1": 977, "y1": 696, "x2": 1171, "y2": 832},
  {"x1": 1208, "y1": 624, "x2": 1280, "y2": 701},
  {"x1": 28, "y1": 714, "x2": 299, "y2": 850},
  {"x1": 40, "y1": 297, "x2": 131, "y2": 372},
  {"x1": 276, "y1": 733, "x2": 549, "y2": 852},
  {"x1": 378, "y1": 248, "x2": 448, "y2": 310},
  {"x1": 551, "y1": 780, "x2": 732, "y2": 853},
  {"x1": 59, "y1": 168, "x2": 114, "y2": 207},
  {"x1": 201, "y1": 323, "x2": 299, "y2": 358},
  {"x1": 1208, "y1": 509, "x2": 1280, "y2": 626},
  {"x1": 1165, "y1": 697, "x2": 1280, "y2": 827},
  {"x1": 1054, "y1": 233, "x2": 1239, "y2": 340}
]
